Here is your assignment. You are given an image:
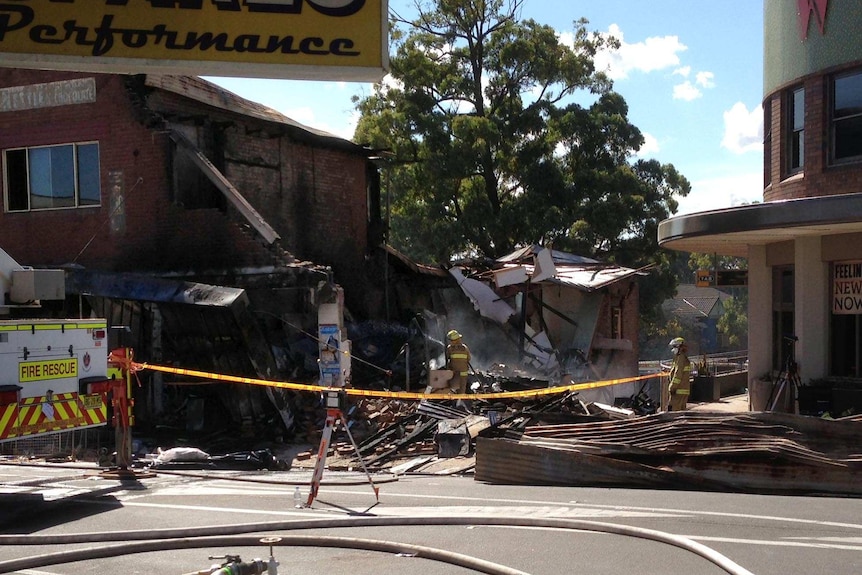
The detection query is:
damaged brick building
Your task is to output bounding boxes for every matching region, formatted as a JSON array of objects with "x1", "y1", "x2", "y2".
[
  {"x1": 0, "y1": 69, "x2": 650, "y2": 448},
  {"x1": 0, "y1": 69, "x2": 387, "y2": 439}
]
